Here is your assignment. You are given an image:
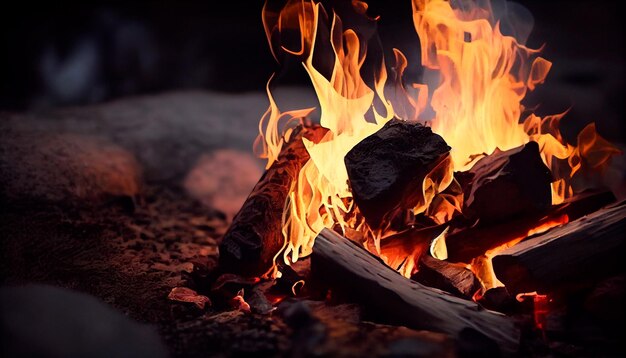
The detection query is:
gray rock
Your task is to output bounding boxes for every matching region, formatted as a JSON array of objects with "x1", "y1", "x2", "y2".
[{"x1": 0, "y1": 284, "x2": 168, "y2": 358}]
